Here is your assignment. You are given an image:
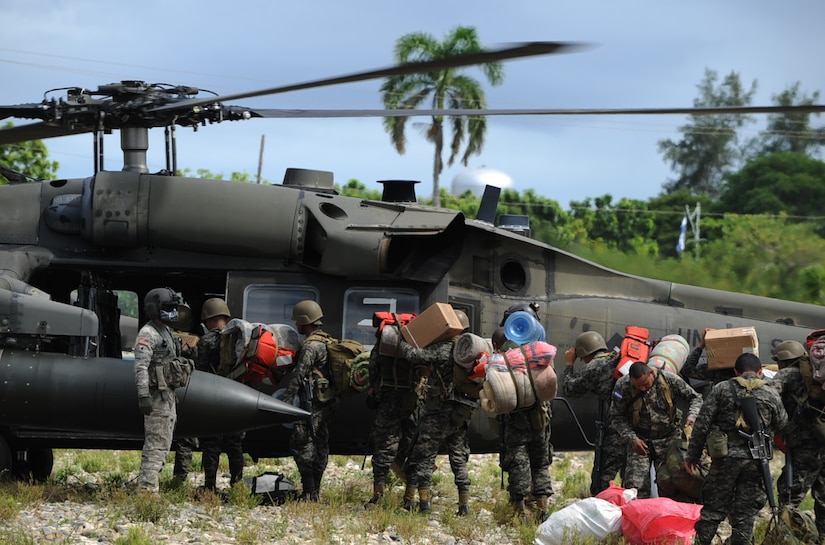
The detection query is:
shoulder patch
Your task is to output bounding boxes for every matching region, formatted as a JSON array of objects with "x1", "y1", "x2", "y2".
[{"x1": 138, "y1": 337, "x2": 153, "y2": 347}]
